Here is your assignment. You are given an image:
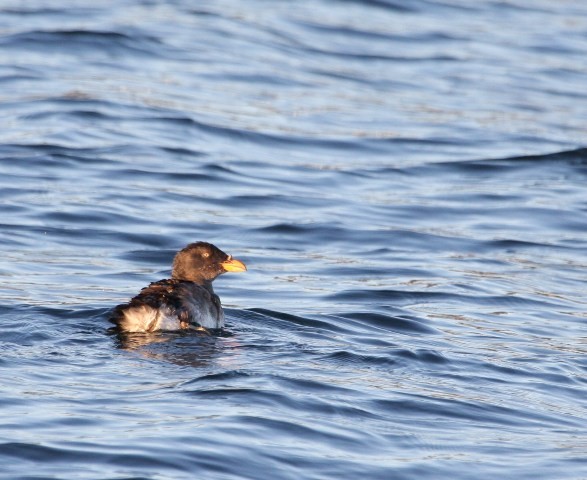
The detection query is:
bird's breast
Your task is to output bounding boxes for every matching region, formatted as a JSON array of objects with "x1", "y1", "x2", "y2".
[{"x1": 182, "y1": 288, "x2": 225, "y2": 329}]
